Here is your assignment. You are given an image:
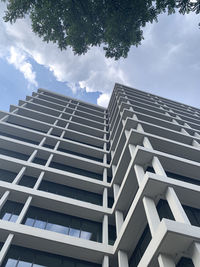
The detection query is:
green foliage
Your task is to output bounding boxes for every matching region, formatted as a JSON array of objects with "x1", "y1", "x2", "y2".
[{"x1": 2, "y1": 0, "x2": 200, "y2": 60}]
